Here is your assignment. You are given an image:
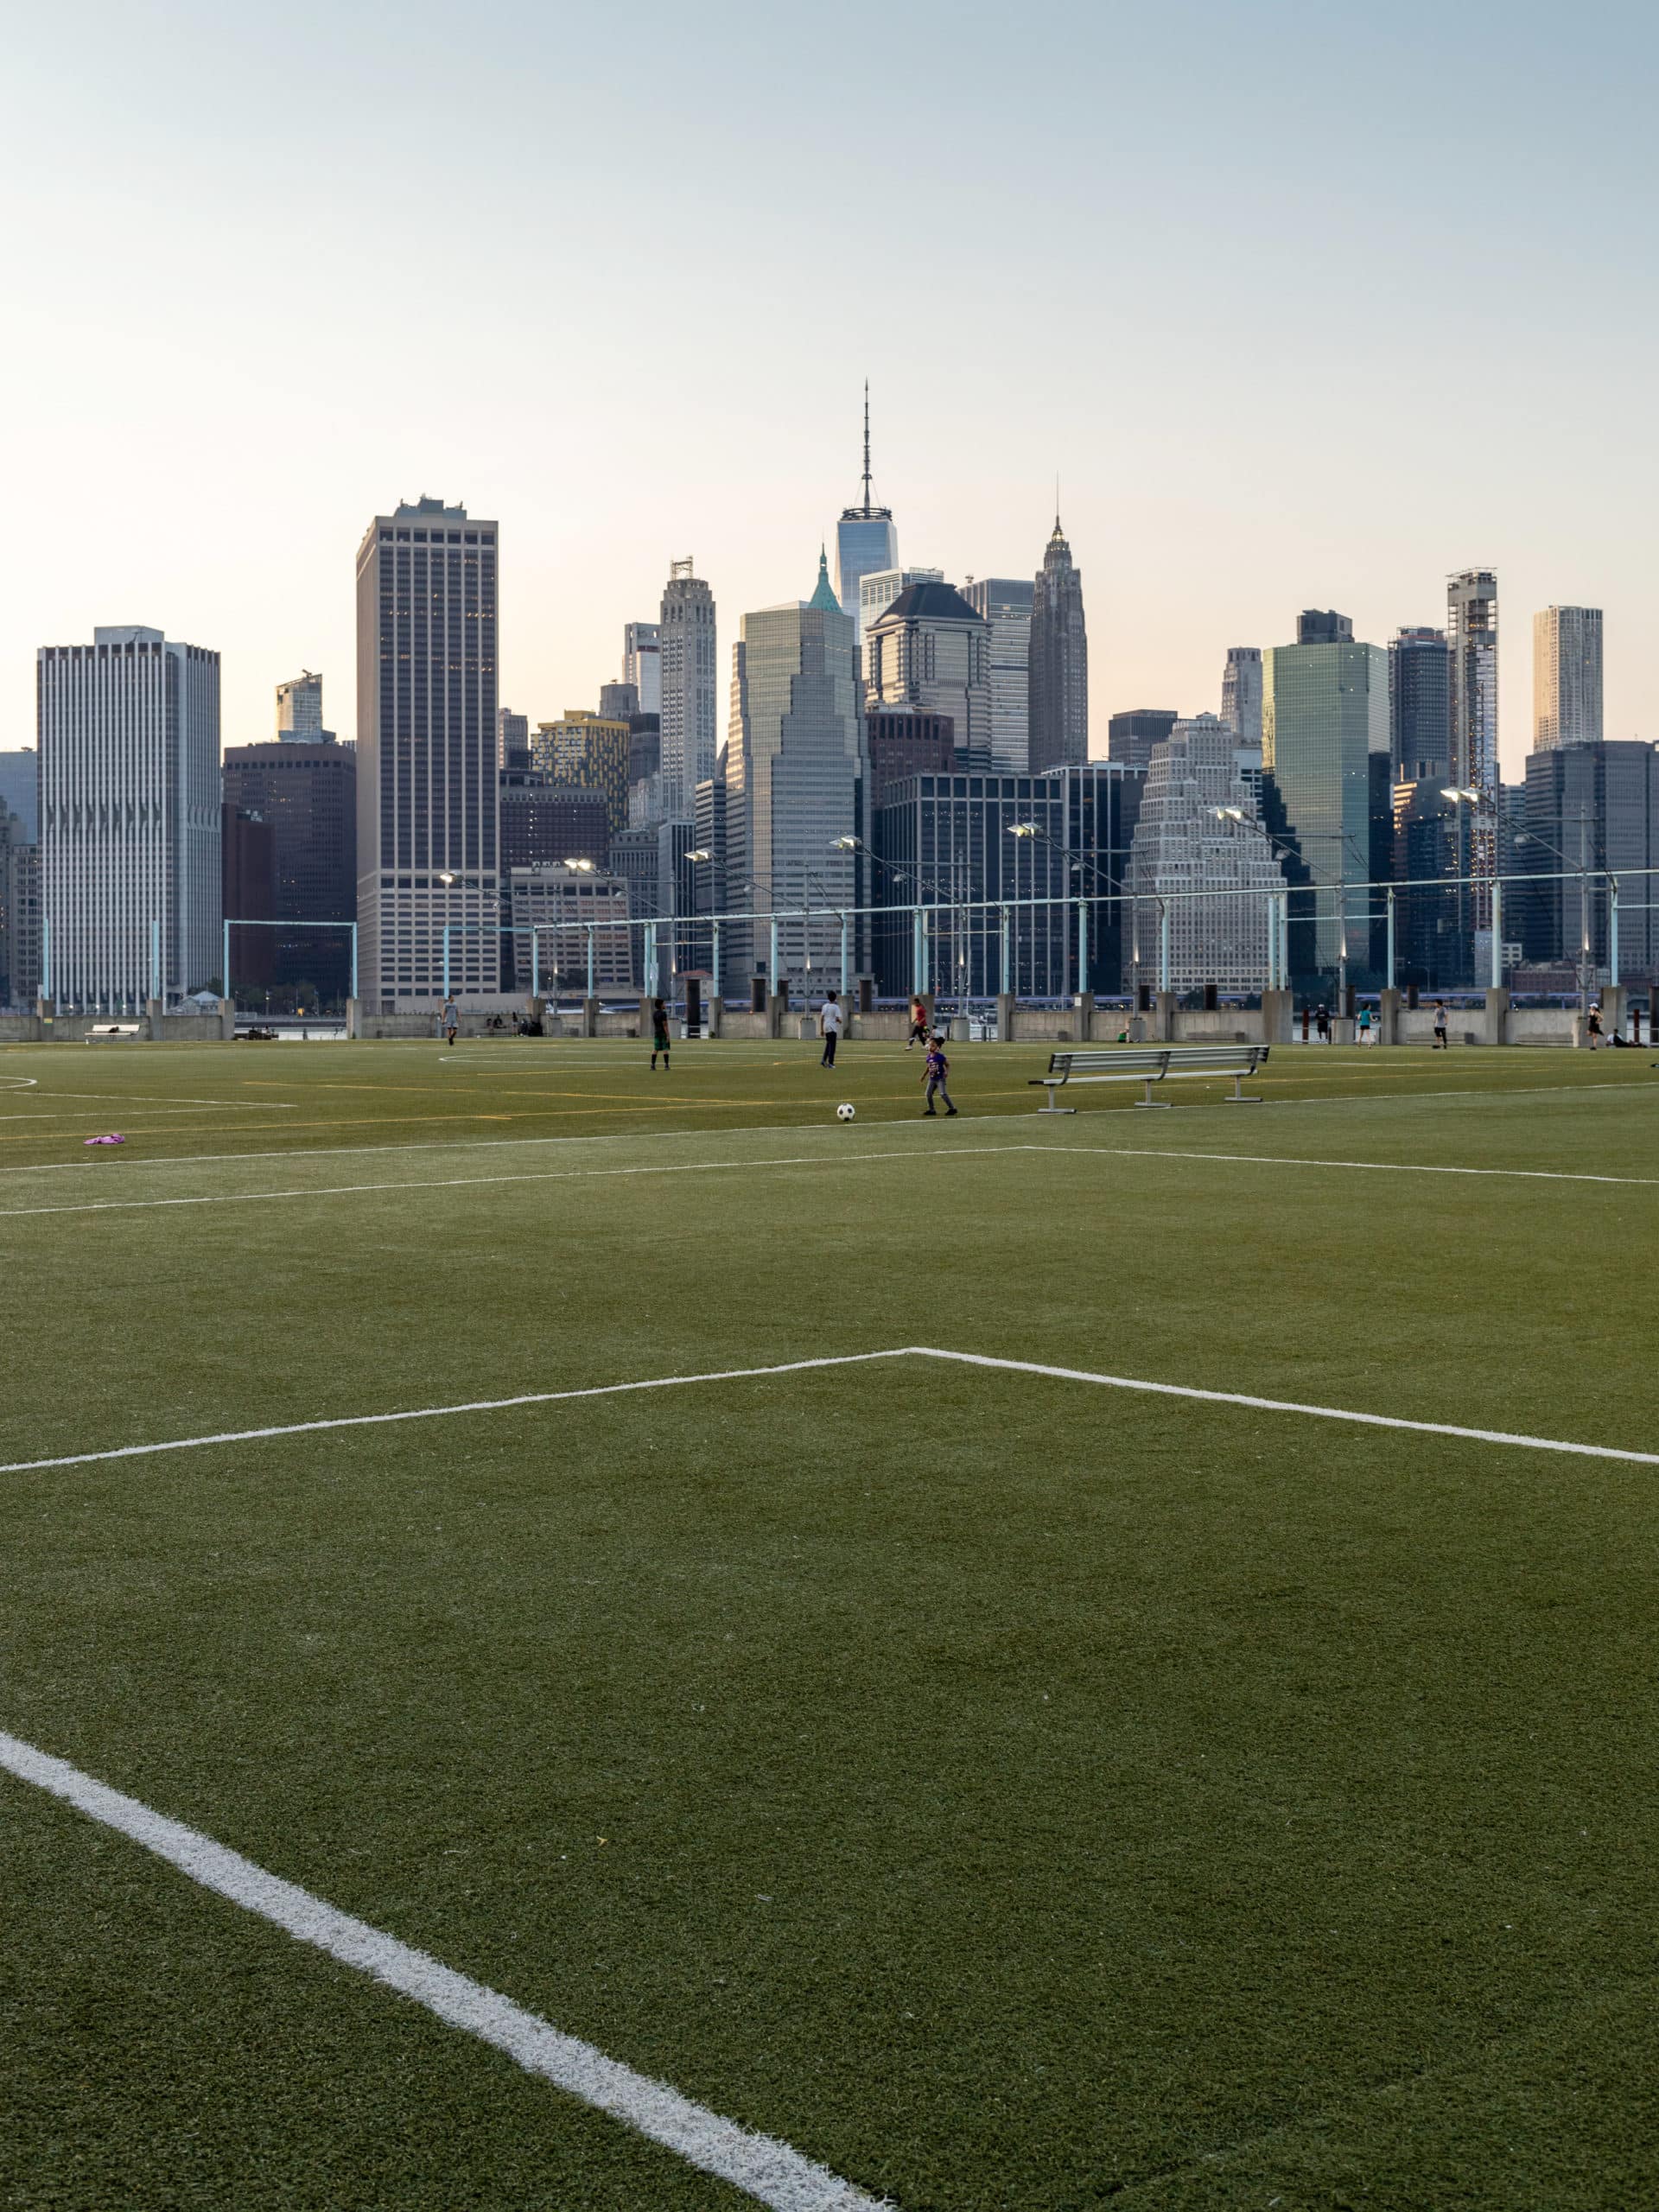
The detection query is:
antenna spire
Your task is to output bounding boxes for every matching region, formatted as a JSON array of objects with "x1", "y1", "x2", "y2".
[{"x1": 862, "y1": 380, "x2": 872, "y2": 512}]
